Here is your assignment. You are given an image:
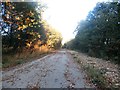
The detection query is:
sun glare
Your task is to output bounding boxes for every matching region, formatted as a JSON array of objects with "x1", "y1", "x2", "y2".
[{"x1": 41, "y1": 0, "x2": 108, "y2": 44}]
